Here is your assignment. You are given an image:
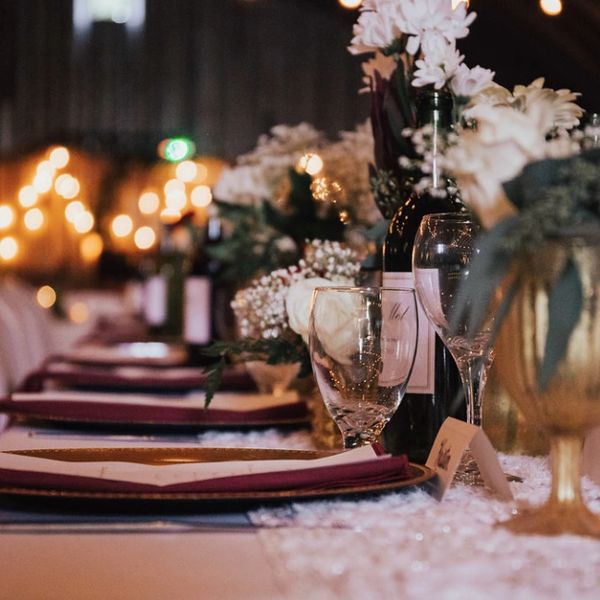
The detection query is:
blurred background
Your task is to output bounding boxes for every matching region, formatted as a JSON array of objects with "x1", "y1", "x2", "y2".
[{"x1": 0, "y1": 0, "x2": 597, "y2": 295}]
